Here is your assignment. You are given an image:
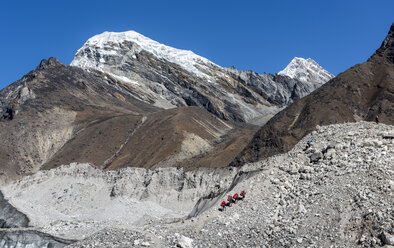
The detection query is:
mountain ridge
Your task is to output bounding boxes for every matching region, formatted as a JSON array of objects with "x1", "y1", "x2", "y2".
[
  {"x1": 231, "y1": 22, "x2": 394, "y2": 166},
  {"x1": 71, "y1": 30, "x2": 333, "y2": 124},
  {"x1": 0, "y1": 29, "x2": 336, "y2": 183}
]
